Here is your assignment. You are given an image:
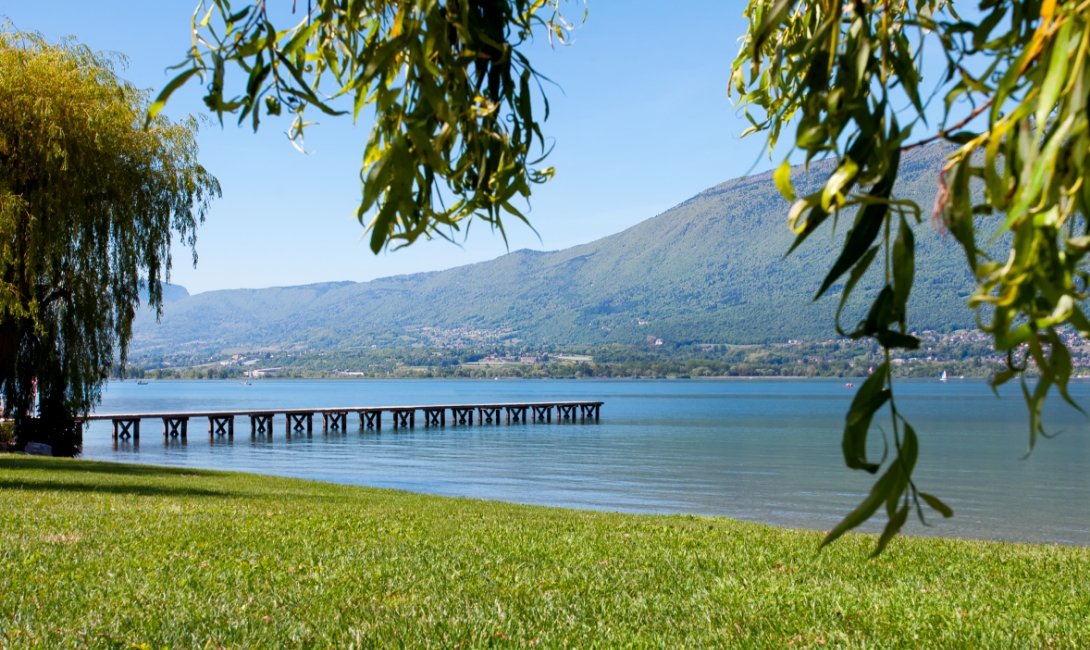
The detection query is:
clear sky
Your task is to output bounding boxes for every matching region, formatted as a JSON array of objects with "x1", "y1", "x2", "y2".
[{"x1": 6, "y1": 2, "x2": 773, "y2": 295}]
